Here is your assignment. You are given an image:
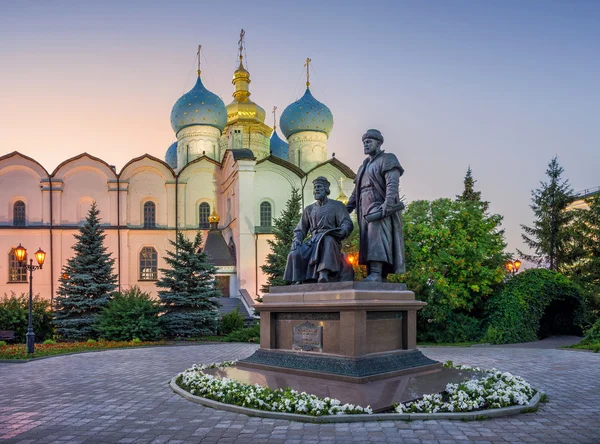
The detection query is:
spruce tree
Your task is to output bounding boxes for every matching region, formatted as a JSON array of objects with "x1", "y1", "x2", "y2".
[
  {"x1": 261, "y1": 188, "x2": 302, "y2": 292},
  {"x1": 457, "y1": 166, "x2": 488, "y2": 211},
  {"x1": 518, "y1": 156, "x2": 575, "y2": 271},
  {"x1": 157, "y1": 231, "x2": 220, "y2": 338},
  {"x1": 54, "y1": 202, "x2": 117, "y2": 340}
]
